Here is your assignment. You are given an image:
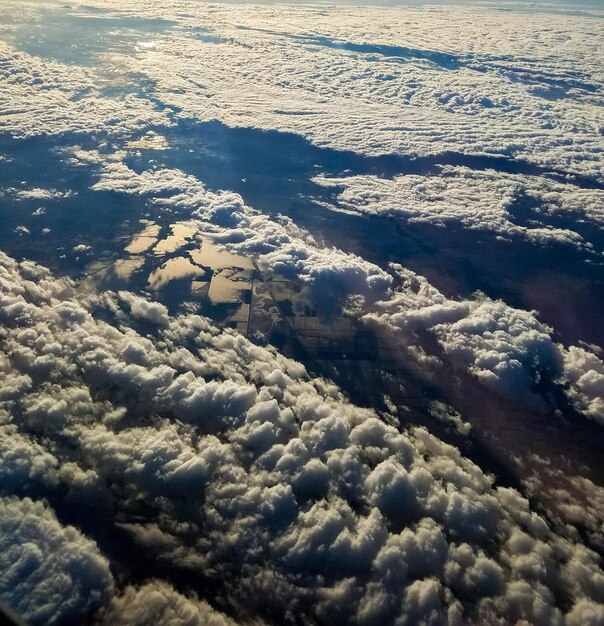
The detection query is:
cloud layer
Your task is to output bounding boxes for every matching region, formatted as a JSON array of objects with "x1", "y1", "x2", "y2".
[
  {"x1": 364, "y1": 265, "x2": 604, "y2": 422},
  {"x1": 101, "y1": 1, "x2": 604, "y2": 180},
  {"x1": 314, "y1": 166, "x2": 604, "y2": 248},
  {"x1": 1, "y1": 252, "x2": 603, "y2": 625}
]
